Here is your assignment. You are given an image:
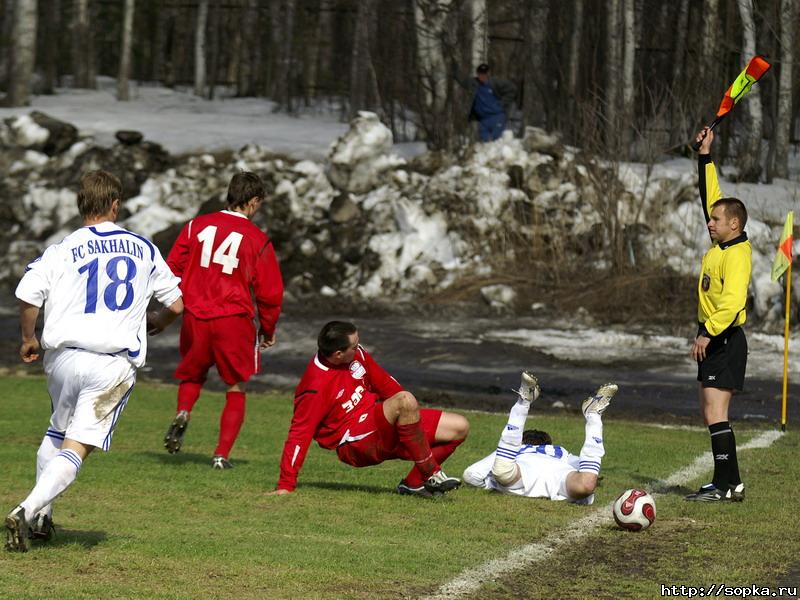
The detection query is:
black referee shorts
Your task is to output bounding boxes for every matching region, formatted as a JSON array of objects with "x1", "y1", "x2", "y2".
[{"x1": 697, "y1": 326, "x2": 747, "y2": 391}]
